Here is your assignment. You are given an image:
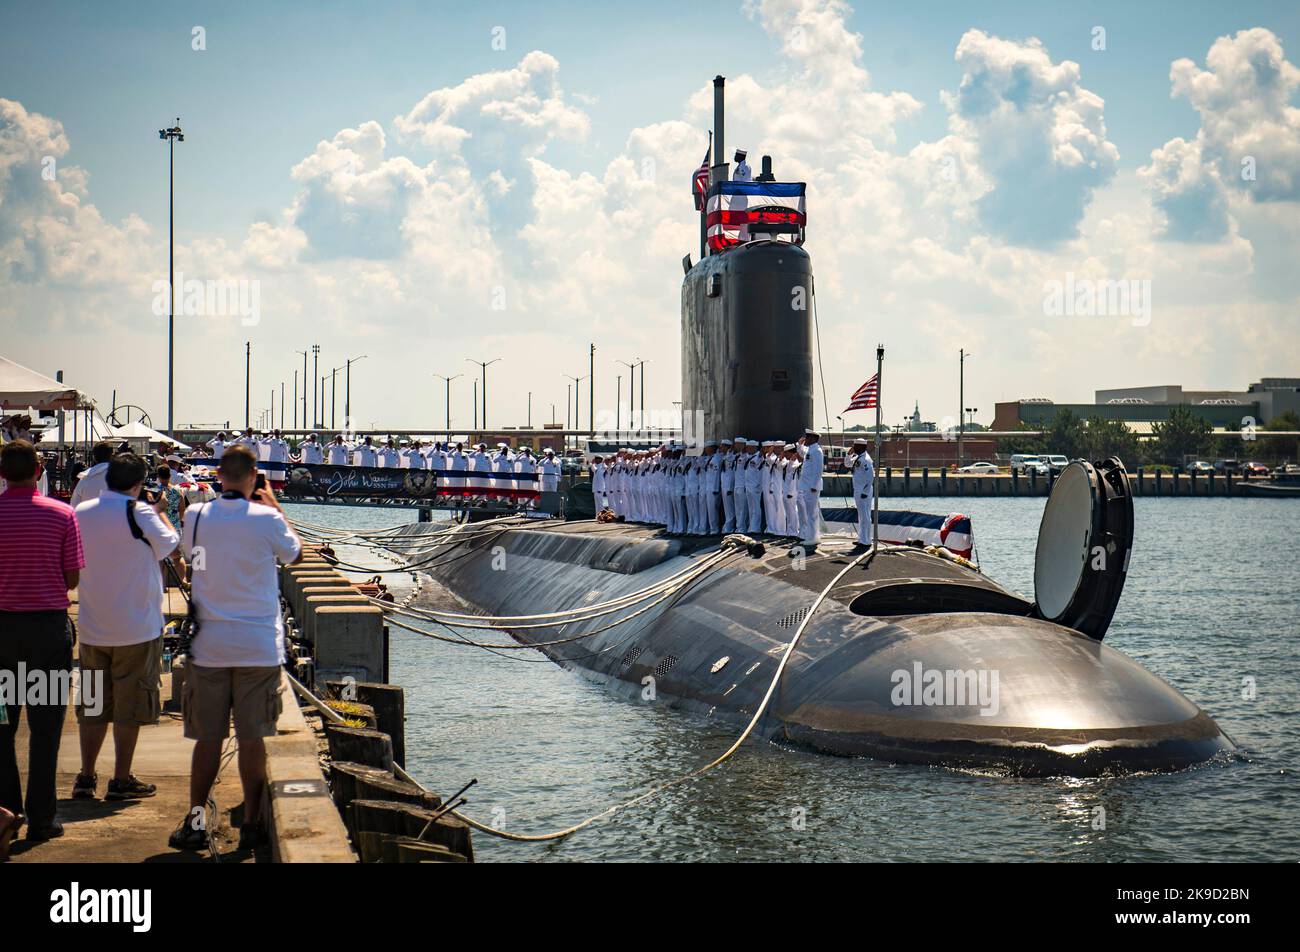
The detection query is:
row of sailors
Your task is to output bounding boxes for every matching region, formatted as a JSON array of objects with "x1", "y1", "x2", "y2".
[
  {"x1": 591, "y1": 432, "x2": 877, "y2": 550},
  {"x1": 205, "y1": 431, "x2": 561, "y2": 492}
]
